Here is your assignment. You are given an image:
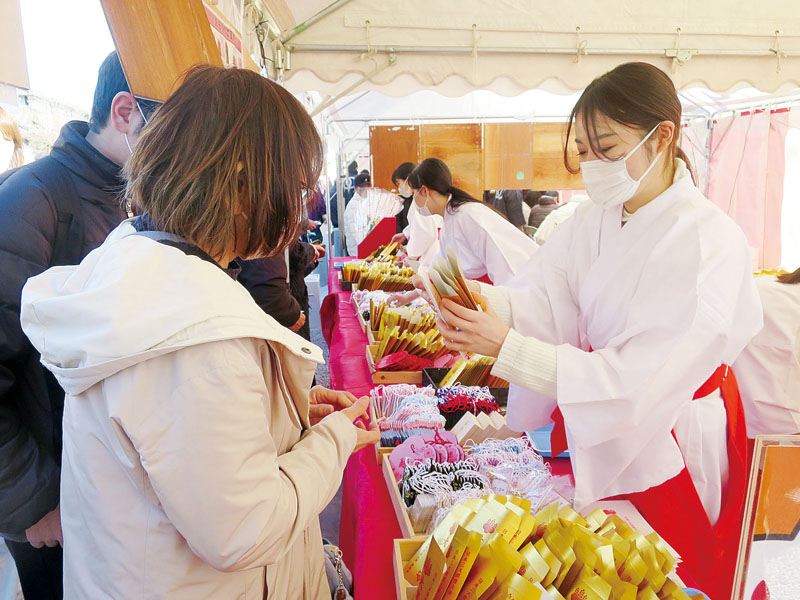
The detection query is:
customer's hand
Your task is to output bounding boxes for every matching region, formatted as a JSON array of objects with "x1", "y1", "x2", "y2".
[
  {"x1": 25, "y1": 505, "x2": 62, "y2": 548},
  {"x1": 290, "y1": 313, "x2": 306, "y2": 332},
  {"x1": 436, "y1": 297, "x2": 509, "y2": 358},
  {"x1": 341, "y1": 396, "x2": 380, "y2": 452},
  {"x1": 387, "y1": 290, "x2": 418, "y2": 307},
  {"x1": 391, "y1": 232, "x2": 407, "y2": 245},
  {"x1": 309, "y1": 386, "x2": 357, "y2": 425},
  {"x1": 312, "y1": 244, "x2": 326, "y2": 260}
]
